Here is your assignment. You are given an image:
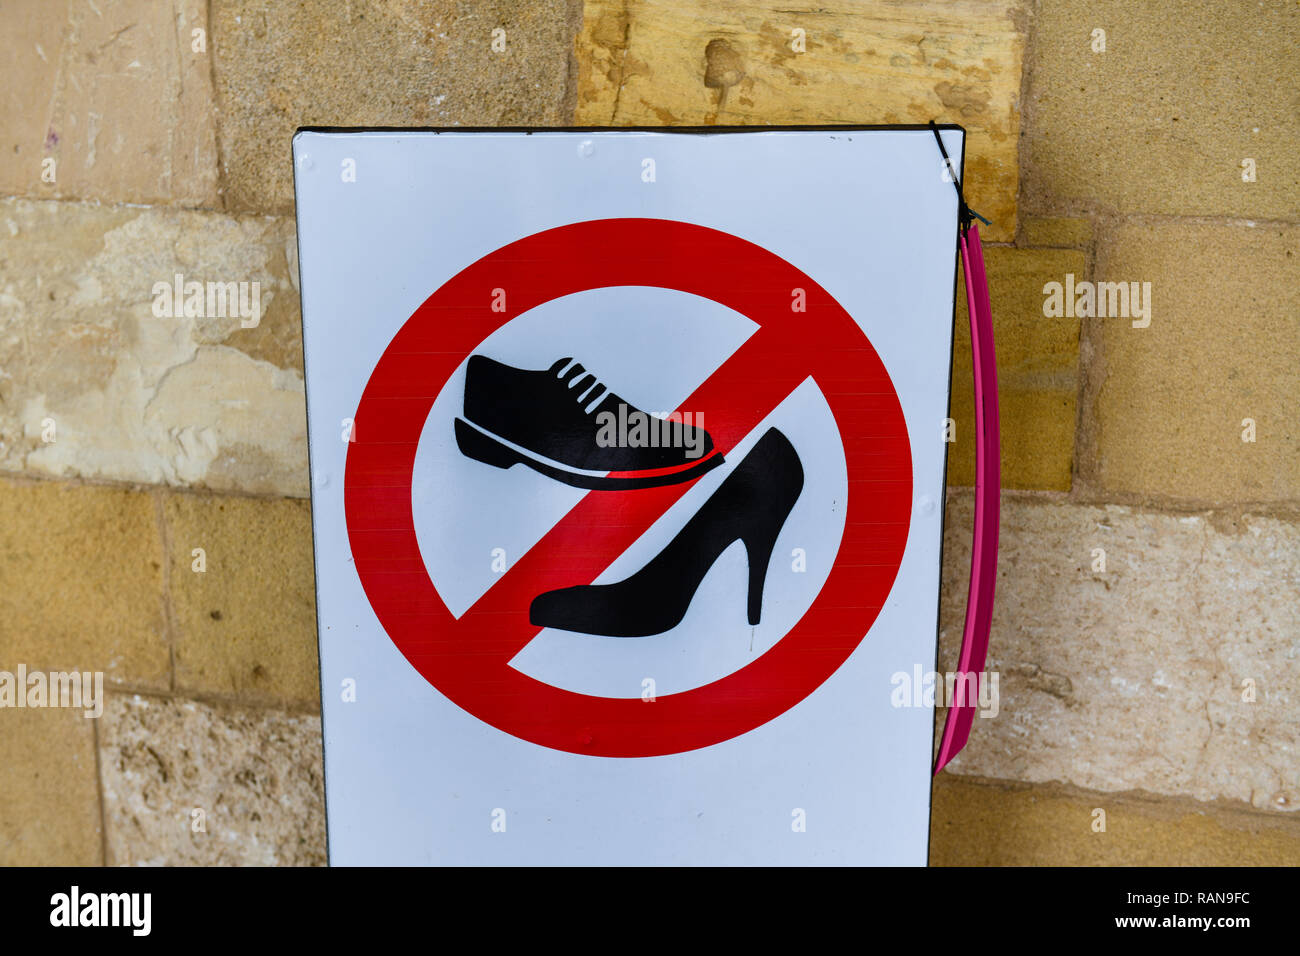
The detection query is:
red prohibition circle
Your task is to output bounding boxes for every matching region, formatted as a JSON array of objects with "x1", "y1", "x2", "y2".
[{"x1": 345, "y1": 218, "x2": 912, "y2": 758}]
